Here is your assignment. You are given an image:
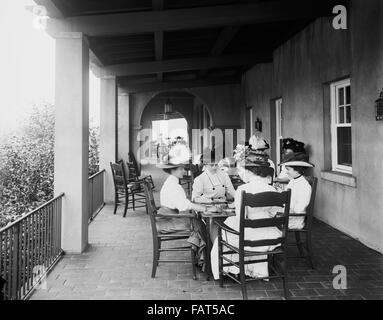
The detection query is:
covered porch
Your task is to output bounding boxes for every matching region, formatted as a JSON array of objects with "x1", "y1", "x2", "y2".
[
  {"x1": 1, "y1": 0, "x2": 382, "y2": 300},
  {"x1": 30, "y1": 165, "x2": 383, "y2": 300}
]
